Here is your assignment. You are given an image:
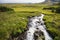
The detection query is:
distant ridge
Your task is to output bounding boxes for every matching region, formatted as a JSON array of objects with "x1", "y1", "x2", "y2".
[
  {"x1": 45, "y1": 0, "x2": 60, "y2": 3},
  {"x1": 42, "y1": 0, "x2": 60, "y2": 5}
]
